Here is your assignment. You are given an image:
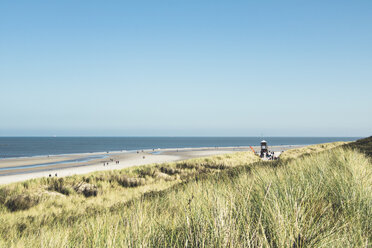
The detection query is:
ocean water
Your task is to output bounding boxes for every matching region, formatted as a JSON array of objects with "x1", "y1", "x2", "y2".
[
  {"x1": 0, "y1": 137, "x2": 361, "y2": 159},
  {"x1": 0, "y1": 154, "x2": 108, "y2": 171}
]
